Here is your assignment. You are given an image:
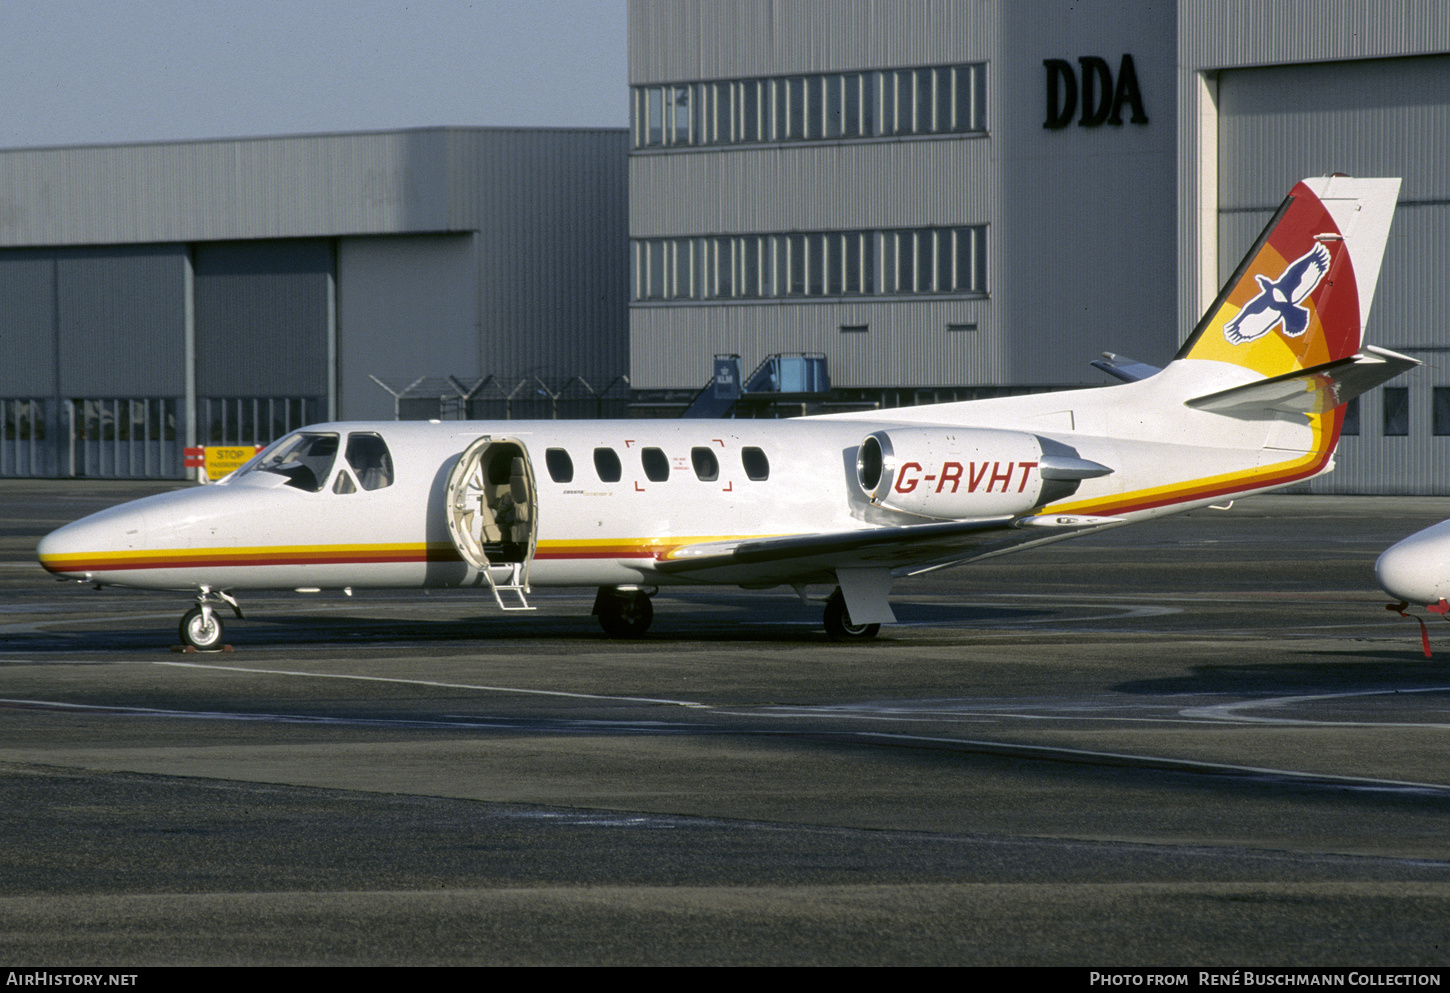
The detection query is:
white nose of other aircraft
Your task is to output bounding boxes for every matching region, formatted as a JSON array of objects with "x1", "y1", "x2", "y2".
[{"x1": 1376, "y1": 519, "x2": 1450, "y2": 607}]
